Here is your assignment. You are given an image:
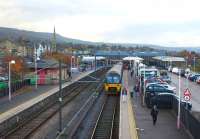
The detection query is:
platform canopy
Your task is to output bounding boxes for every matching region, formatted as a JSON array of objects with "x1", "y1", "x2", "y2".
[
  {"x1": 138, "y1": 63, "x2": 146, "y2": 67},
  {"x1": 82, "y1": 56, "x2": 105, "y2": 62},
  {"x1": 153, "y1": 56, "x2": 185, "y2": 62},
  {"x1": 122, "y1": 56, "x2": 143, "y2": 61}
]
